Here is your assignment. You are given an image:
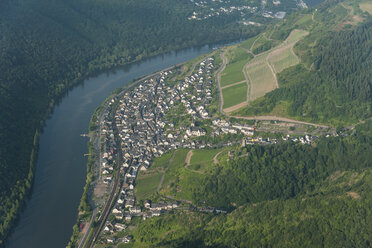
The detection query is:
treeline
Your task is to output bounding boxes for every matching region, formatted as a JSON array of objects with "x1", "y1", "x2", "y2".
[
  {"x1": 193, "y1": 122, "x2": 372, "y2": 209},
  {"x1": 238, "y1": 13, "x2": 372, "y2": 126},
  {"x1": 0, "y1": 0, "x2": 265, "y2": 244},
  {"x1": 126, "y1": 122, "x2": 372, "y2": 247}
]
